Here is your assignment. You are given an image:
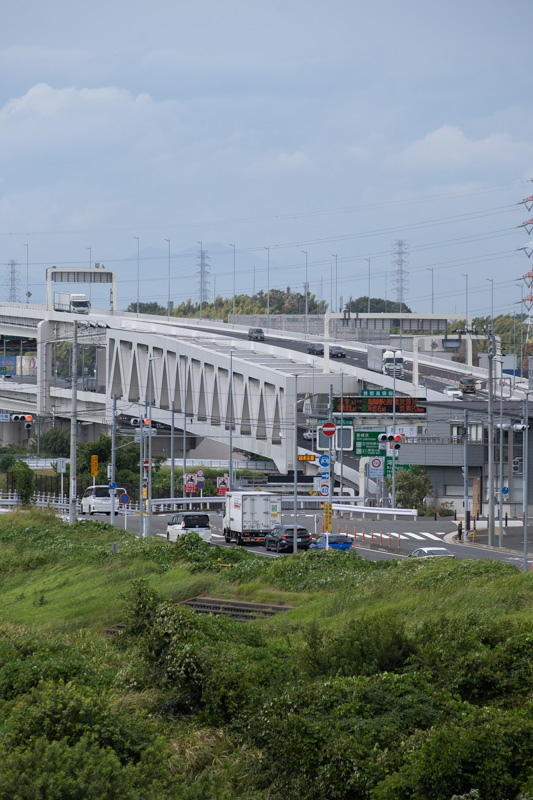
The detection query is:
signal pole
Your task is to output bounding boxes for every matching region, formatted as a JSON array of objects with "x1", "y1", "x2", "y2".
[{"x1": 69, "y1": 321, "x2": 78, "y2": 525}]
